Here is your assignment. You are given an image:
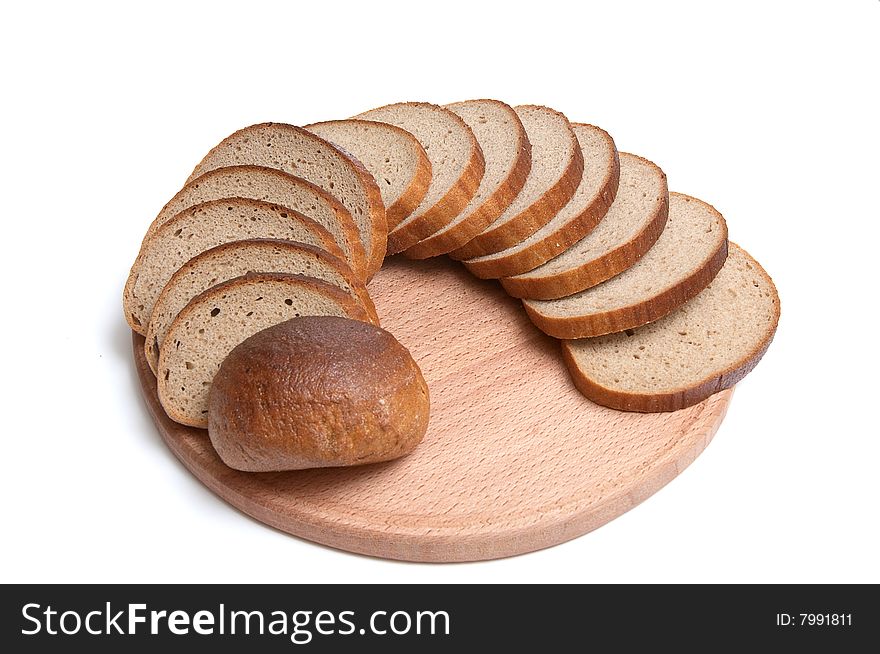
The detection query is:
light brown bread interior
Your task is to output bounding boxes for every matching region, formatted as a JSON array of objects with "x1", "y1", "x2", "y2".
[
  {"x1": 124, "y1": 198, "x2": 341, "y2": 333},
  {"x1": 141, "y1": 165, "x2": 367, "y2": 278},
  {"x1": 185, "y1": 123, "x2": 386, "y2": 277},
  {"x1": 449, "y1": 105, "x2": 583, "y2": 260},
  {"x1": 404, "y1": 99, "x2": 531, "y2": 258},
  {"x1": 306, "y1": 119, "x2": 431, "y2": 229},
  {"x1": 501, "y1": 153, "x2": 668, "y2": 299},
  {"x1": 144, "y1": 238, "x2": 379, "y2": 373},
  {"x1": 158, "y1": 273, "x2": 371, "y2": 428},
  {"x1": 463, "y1": 123, "x2": 619, "y2": 279},
  {"x1": 523, "y1": 193, "x2": 728, "y2": 338},
  {"x1": 354, "y1": 102, "x2": 484, "y2": 254},
  {"x1": 562, "y1": 242, "x2": 780, "y2": 412}
]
